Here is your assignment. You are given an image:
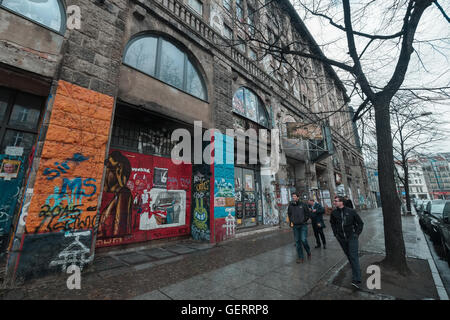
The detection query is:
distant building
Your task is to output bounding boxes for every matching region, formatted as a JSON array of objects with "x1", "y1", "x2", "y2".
[
  {"x1": 419, "y1": 155, "x2": 450, "y2": 199},
  {"x1": 365, "y1": 162, "x2": 380, "y2": 208}
]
